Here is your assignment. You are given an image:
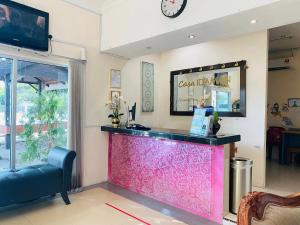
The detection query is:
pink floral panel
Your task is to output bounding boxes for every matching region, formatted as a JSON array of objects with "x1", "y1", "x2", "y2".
[{"x1": 108, "y1": 134, "x2": 224, "y2": 224}]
